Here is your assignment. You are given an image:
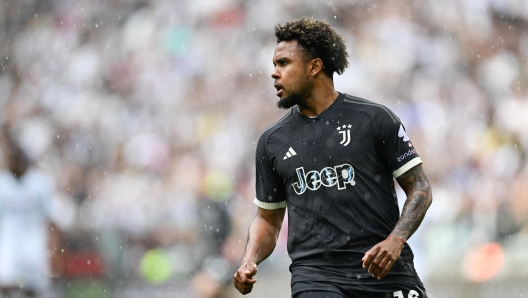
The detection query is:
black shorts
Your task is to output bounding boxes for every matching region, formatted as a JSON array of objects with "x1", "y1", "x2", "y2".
[{"x1": 292, "y1": 281, "x2": 428, "y2": 298}]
